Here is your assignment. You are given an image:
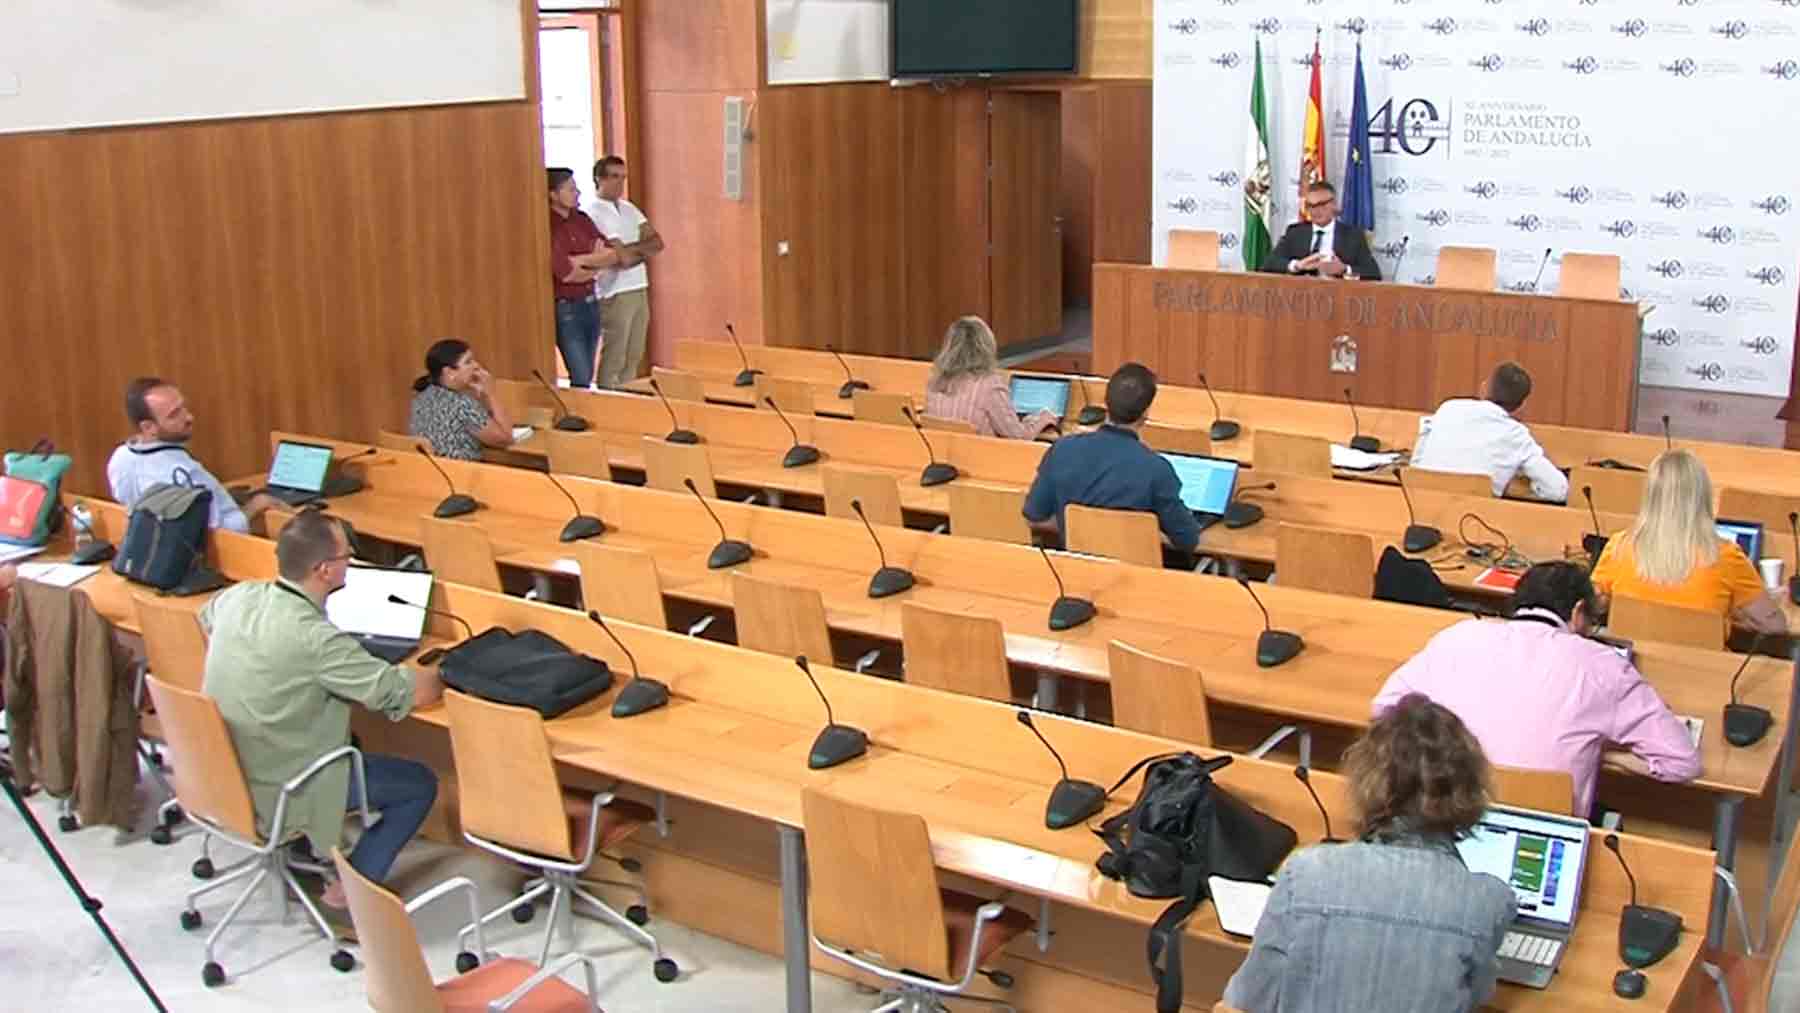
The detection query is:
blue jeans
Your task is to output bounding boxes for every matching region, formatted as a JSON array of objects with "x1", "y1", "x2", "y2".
[
  {"x1": 345, "y1": 754, "x2": 438, "y2": 883},
  {"x1": 554, "y1": 297, "x2": 600, "y2": 388}
]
